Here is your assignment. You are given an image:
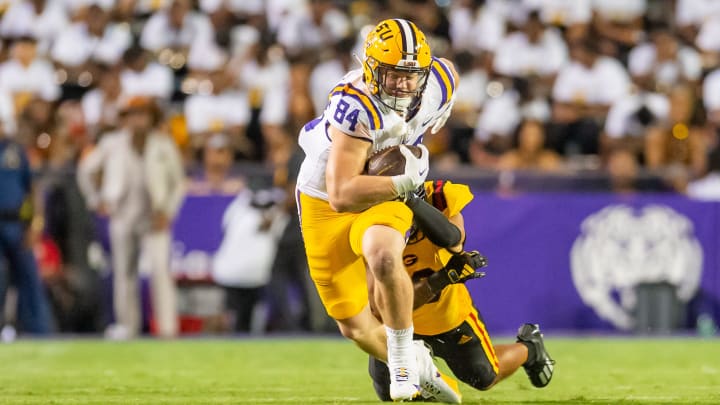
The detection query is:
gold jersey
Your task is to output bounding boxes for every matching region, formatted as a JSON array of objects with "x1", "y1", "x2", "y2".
[{"x1": 403, "y1": 180, "x2": 475, "y2": 336}]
